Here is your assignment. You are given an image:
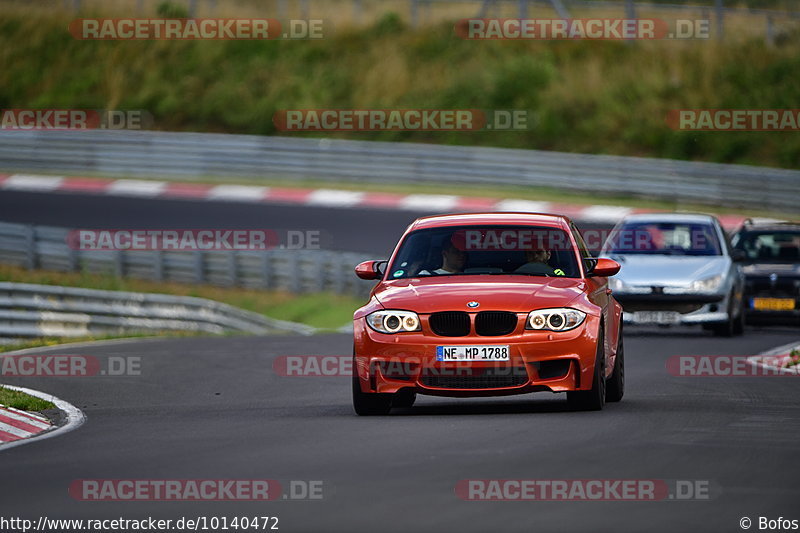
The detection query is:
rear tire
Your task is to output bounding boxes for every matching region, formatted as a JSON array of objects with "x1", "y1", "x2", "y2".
[
  {"x1": 352, "y1": 375, "x2": 392, "y2": 416},
  {"x1": 567, "y1": 327, "x2": 606, "y2": 411},
  {"x1": 605, "y1": 332, "x2": 624, "y2": 403}
]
